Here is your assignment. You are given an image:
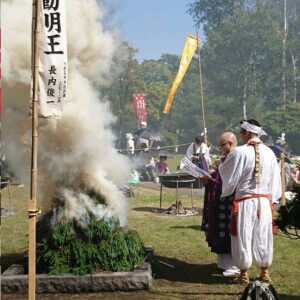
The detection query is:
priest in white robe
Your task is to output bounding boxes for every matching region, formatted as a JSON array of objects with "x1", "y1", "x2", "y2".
[
  {"x1": 186, "y1": 135, "x2": 211, "y2": 188},
  {"x1": 186, "y1": 135, "x2": 212, "y2": 166},
  {"x1": 219, "y1": 119, "x2": 281, "y2": 285}
]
